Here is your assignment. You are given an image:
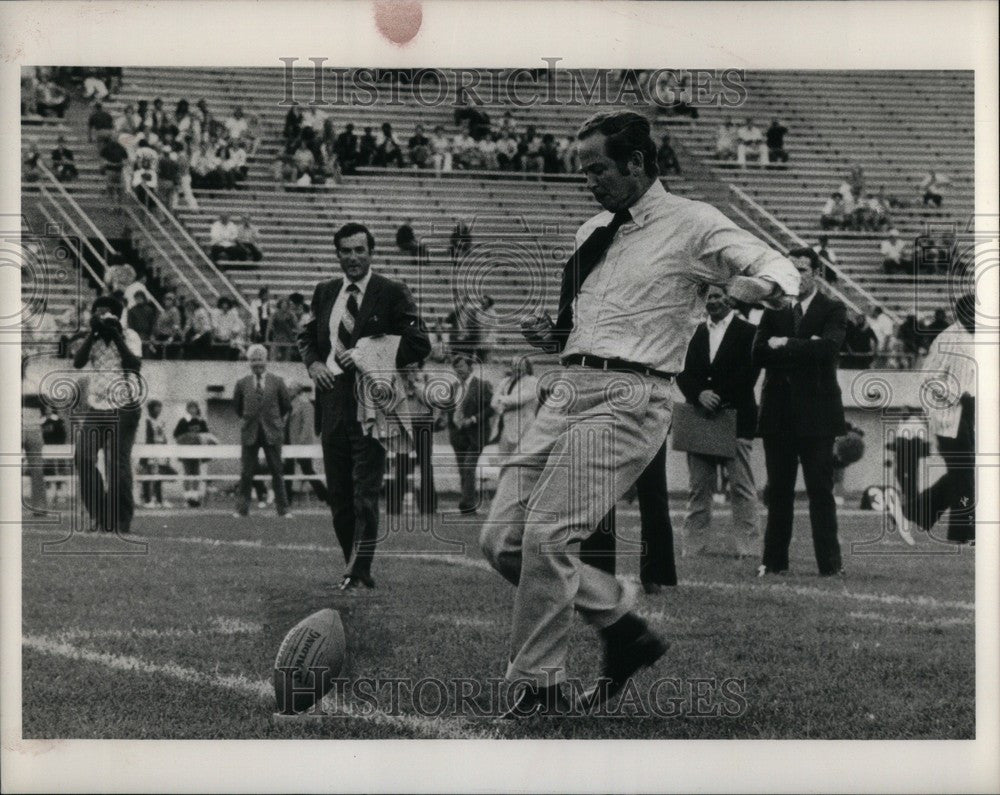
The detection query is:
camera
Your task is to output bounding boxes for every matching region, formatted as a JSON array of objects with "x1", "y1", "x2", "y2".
[{"x1": 92, "y1": 312, "x2": 123, "y2": 340}]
